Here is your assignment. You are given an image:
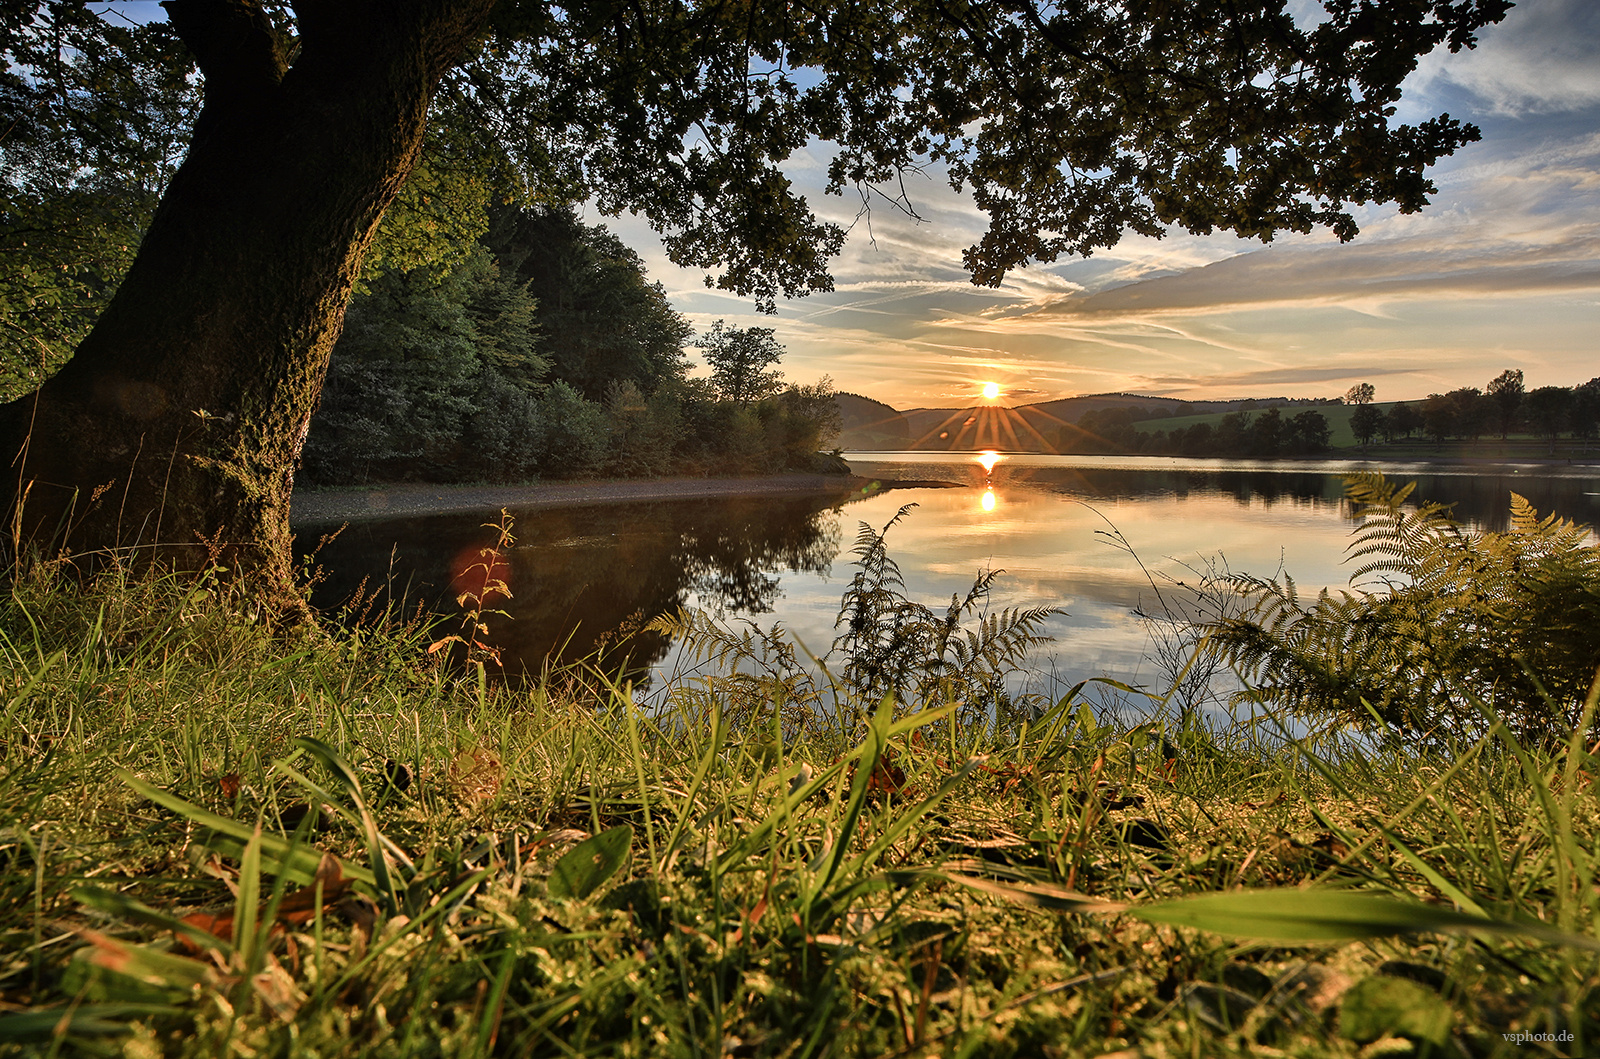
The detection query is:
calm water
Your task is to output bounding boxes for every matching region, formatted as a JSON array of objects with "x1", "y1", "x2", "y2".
[{"x1": 295, "y1": 454, "x2": 1600, "y2": 696}]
